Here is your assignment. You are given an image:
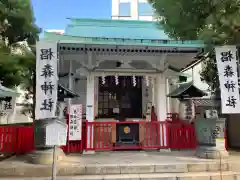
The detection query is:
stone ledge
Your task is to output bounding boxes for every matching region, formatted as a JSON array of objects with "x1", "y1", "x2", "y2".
[
  {"x1": 195, "y1": 147, "x2": 229, "y2": 159},
  {"x1": 0, "y1": 171, "x2": 238, "y2": 180},
  {"x1": 0, "y1": 161, "x2": 235, "y2": 177},
  {"x1": 26, "y1": 148, "x2": 66, "y2": 165}
]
